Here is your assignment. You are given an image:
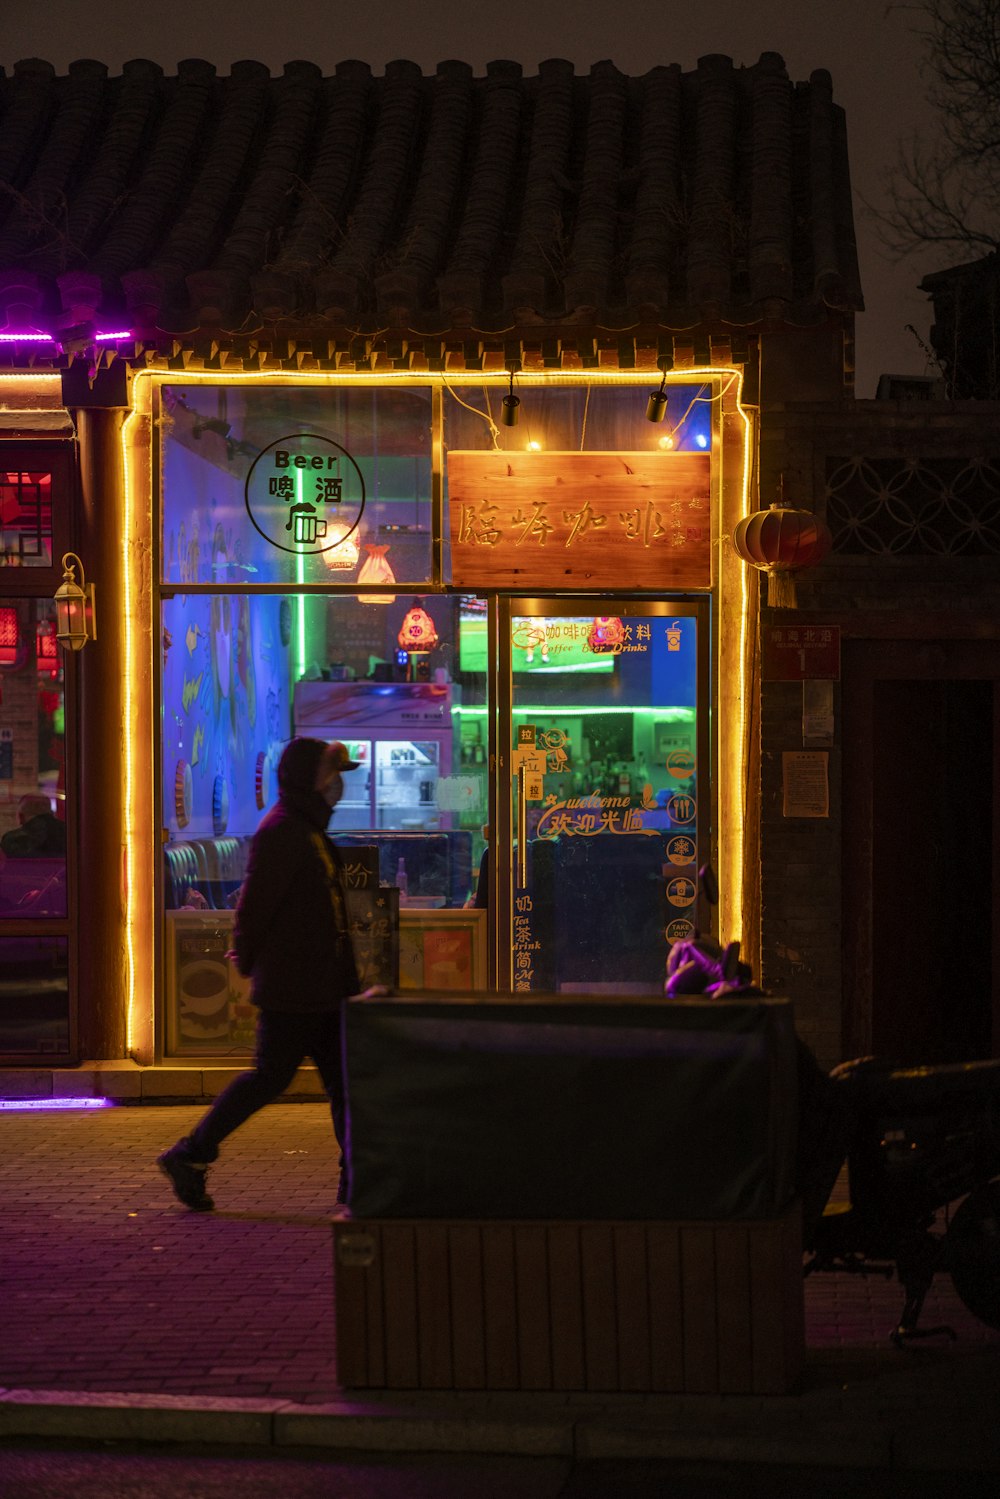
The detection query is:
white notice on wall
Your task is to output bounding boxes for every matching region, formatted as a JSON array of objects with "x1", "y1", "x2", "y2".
[{"x1": 782, "y1": 751, "x2": 829, "y2": 818}]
